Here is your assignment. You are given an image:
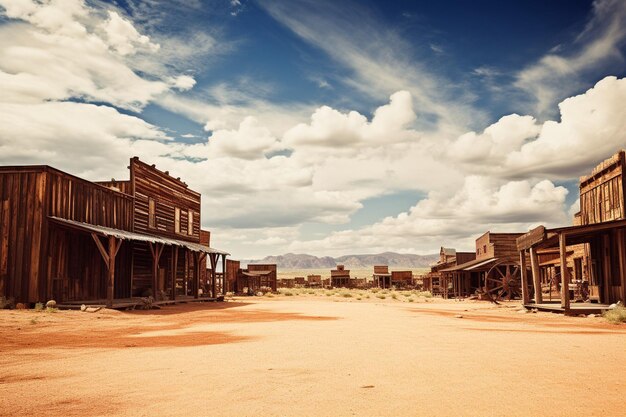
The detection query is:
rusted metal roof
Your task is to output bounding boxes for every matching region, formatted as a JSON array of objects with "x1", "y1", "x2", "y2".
[{"x1": 49, "y1": 216, "x2": 230, "y2": 255}]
